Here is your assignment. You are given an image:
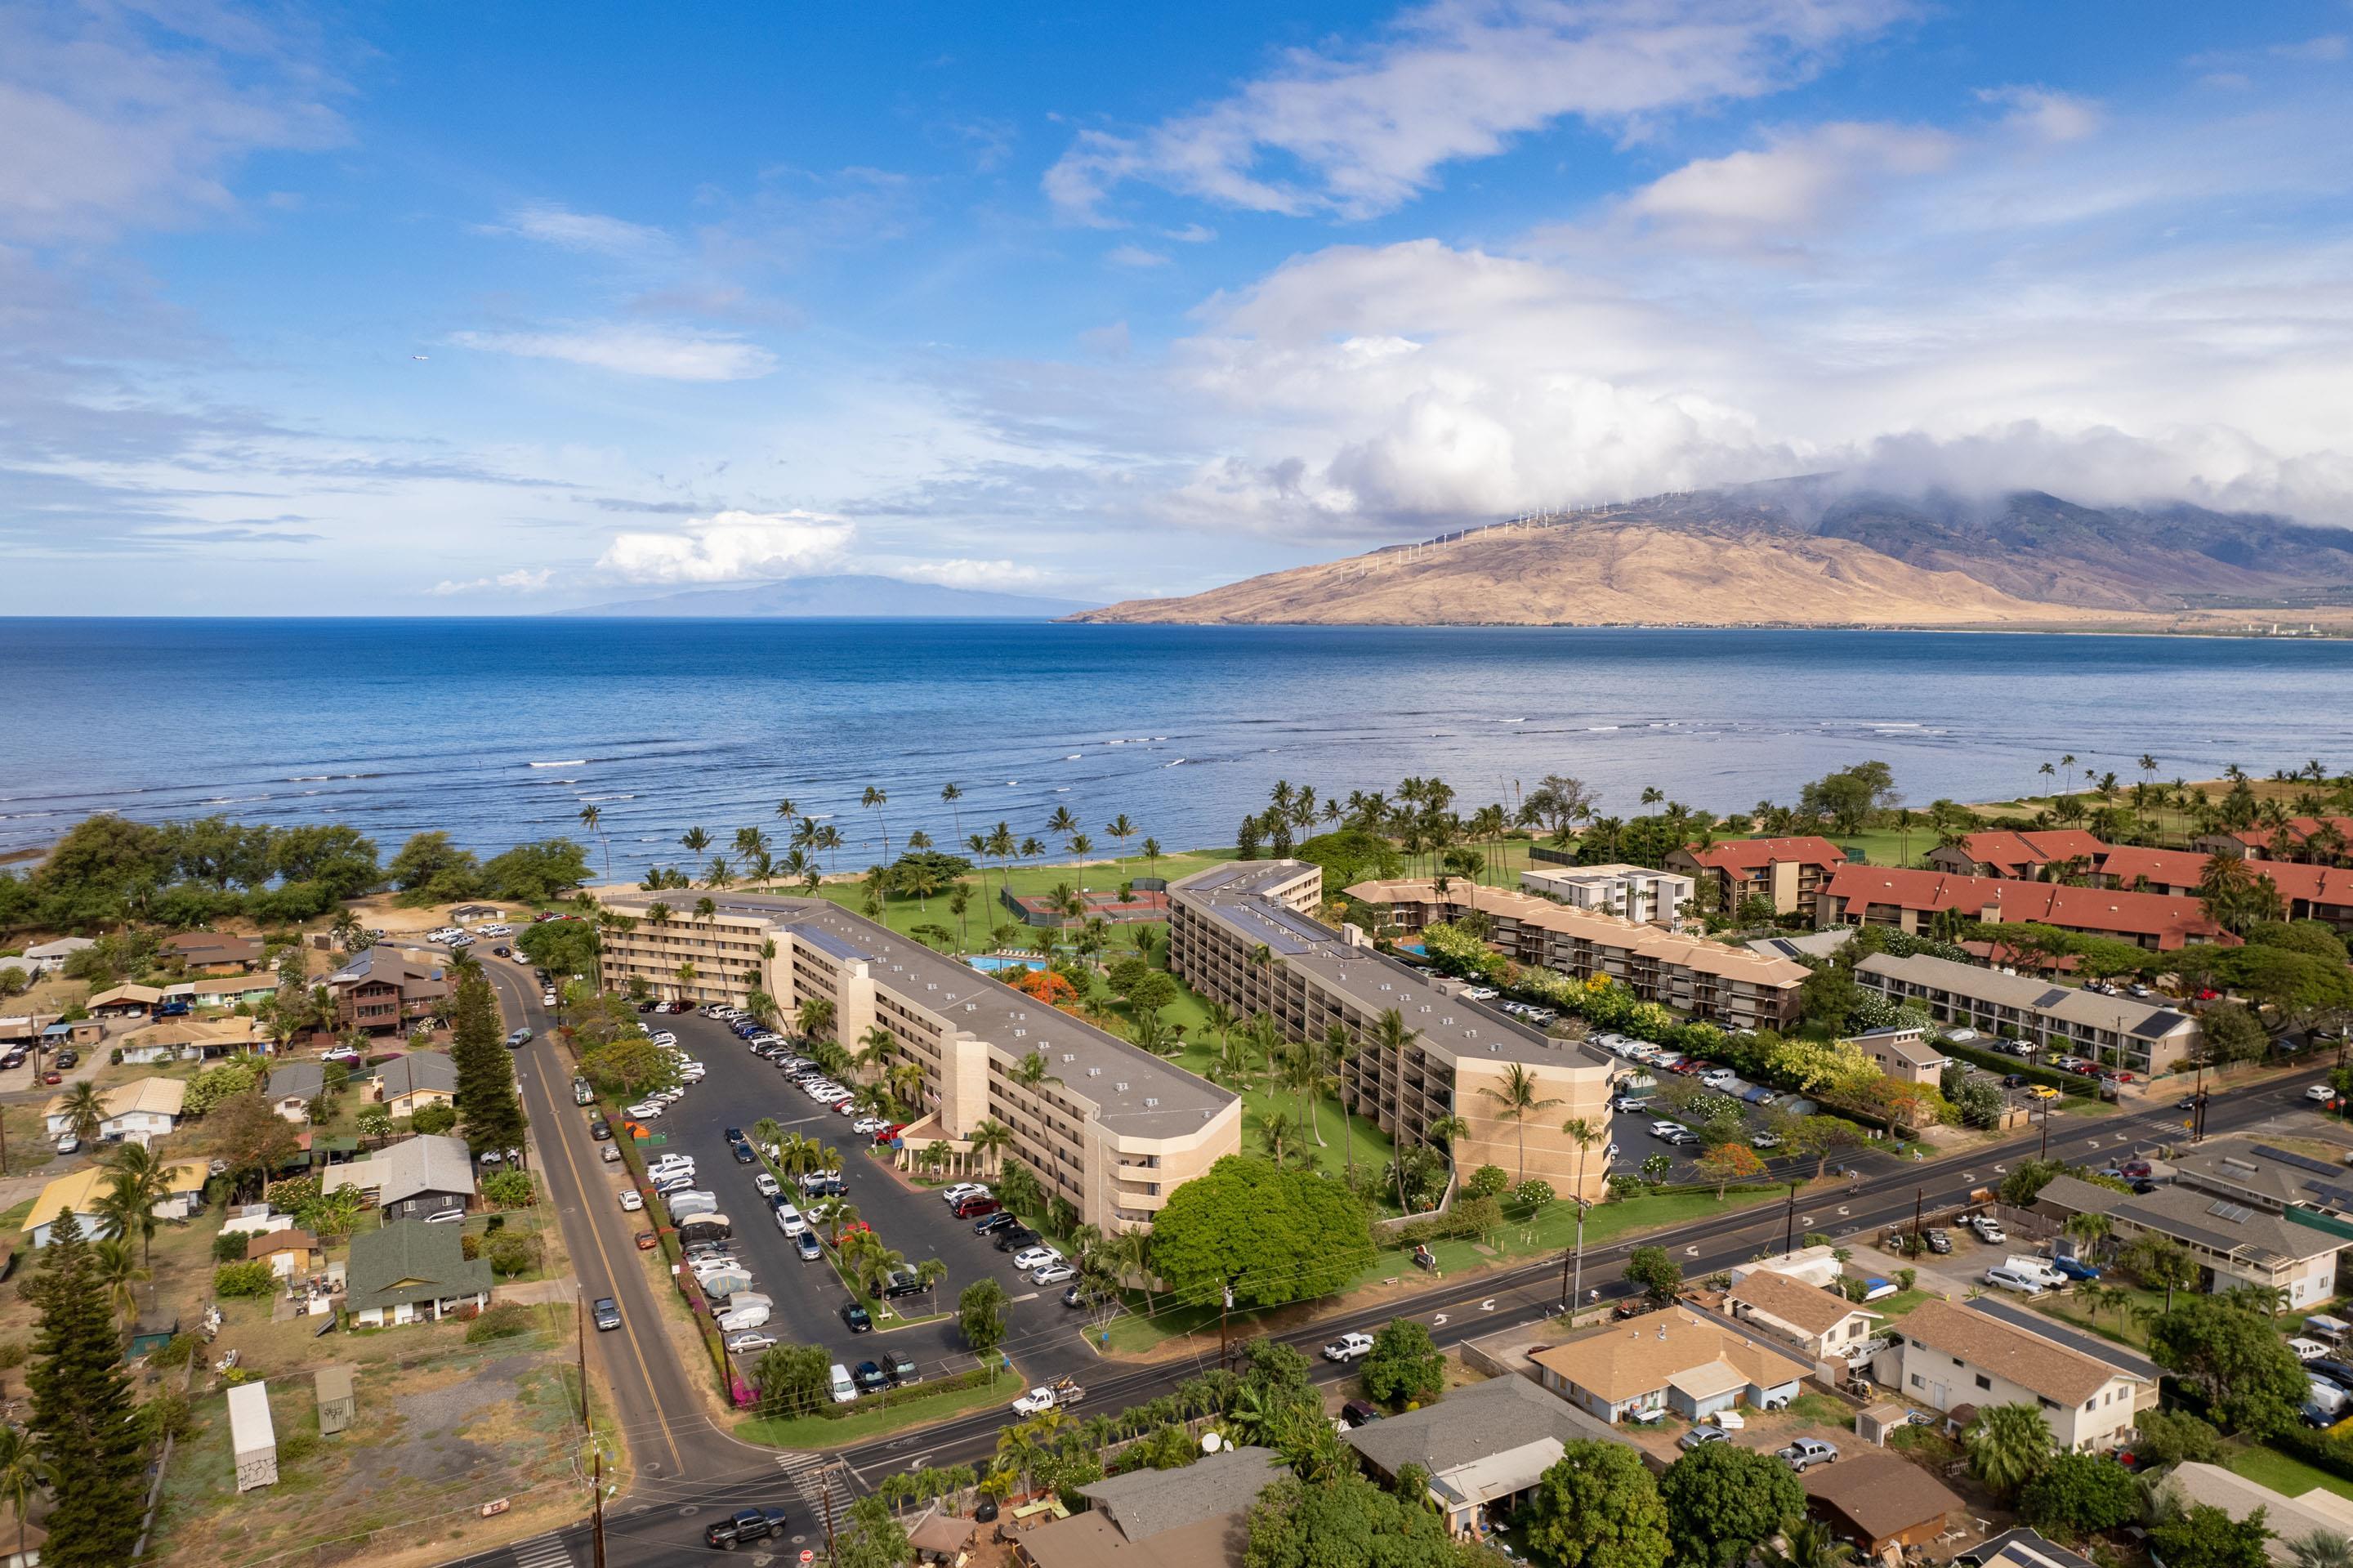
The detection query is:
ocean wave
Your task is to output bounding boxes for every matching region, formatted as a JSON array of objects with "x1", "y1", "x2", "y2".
[{"x1": 527, "y1": 760, "x2": 587, "y2": 768}]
